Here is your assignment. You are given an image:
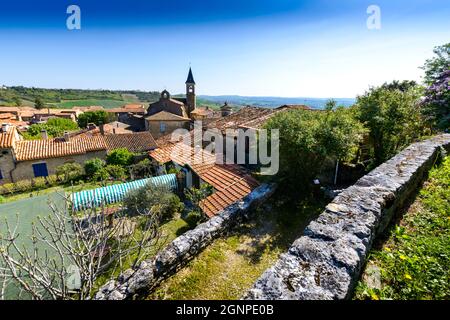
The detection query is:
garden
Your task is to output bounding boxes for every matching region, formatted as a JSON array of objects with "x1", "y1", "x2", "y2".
[{"x1": 0, "y1": 145, "x2": 215, "y2": 299}]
